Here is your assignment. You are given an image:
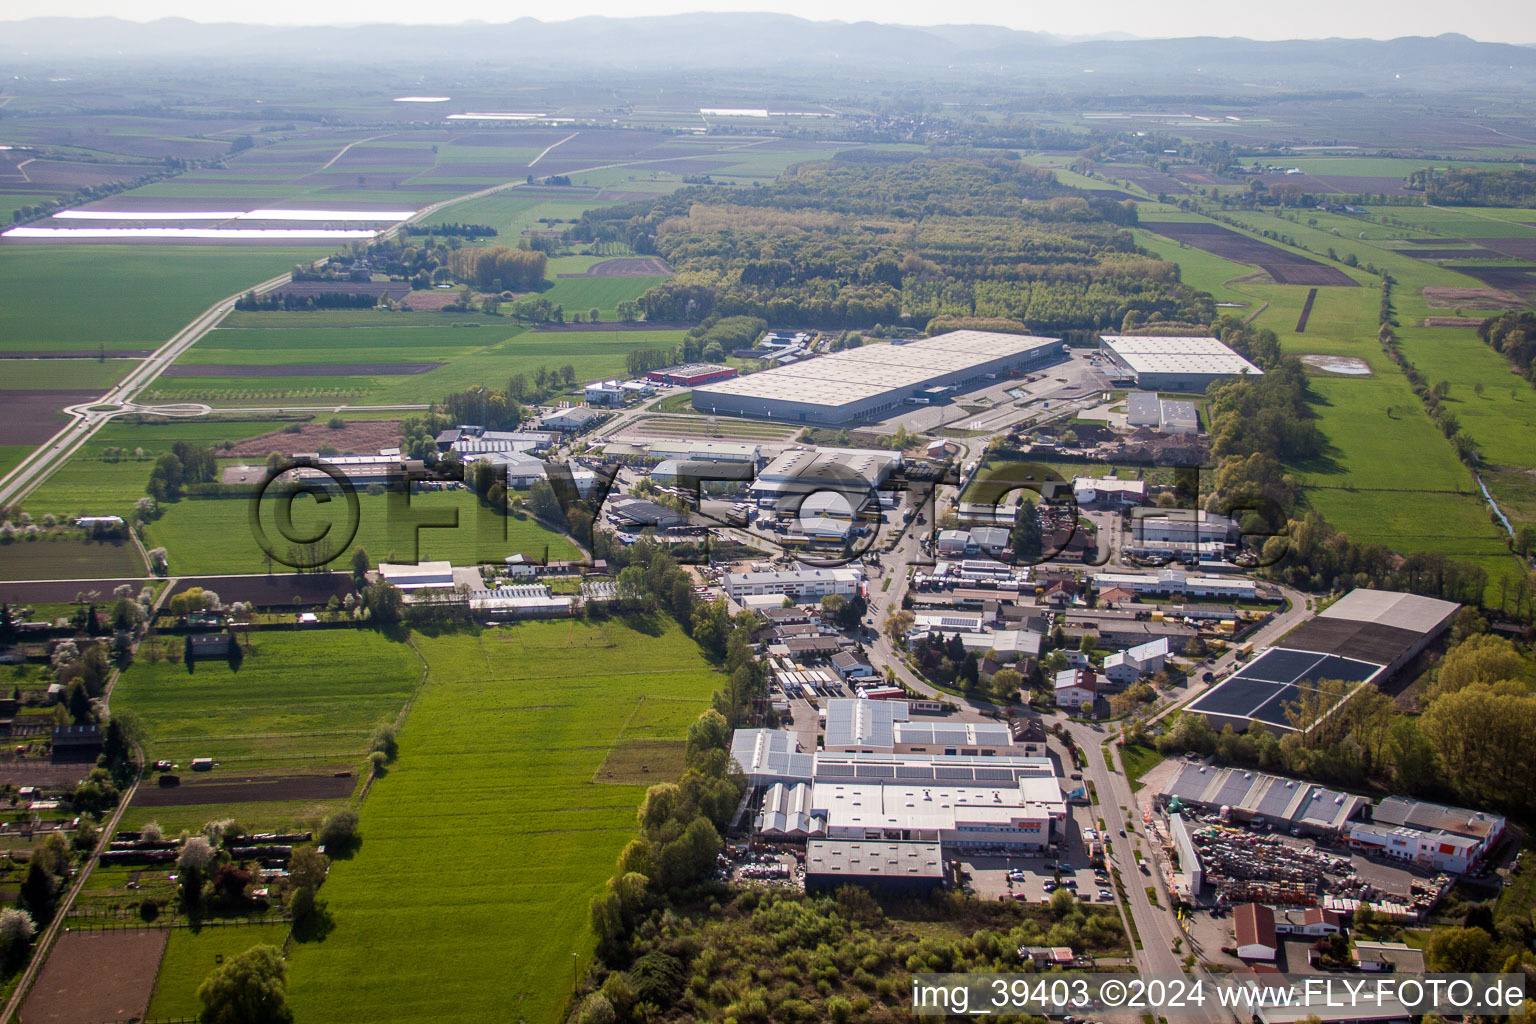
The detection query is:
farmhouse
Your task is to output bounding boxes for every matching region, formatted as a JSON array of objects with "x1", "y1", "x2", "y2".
[
  {"x1": 1098, "y1": 335, "x2": 1264, "y2": 391},
  {"x1": 693, "y1": 331, "x2": 1064, "y2": 424}
]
